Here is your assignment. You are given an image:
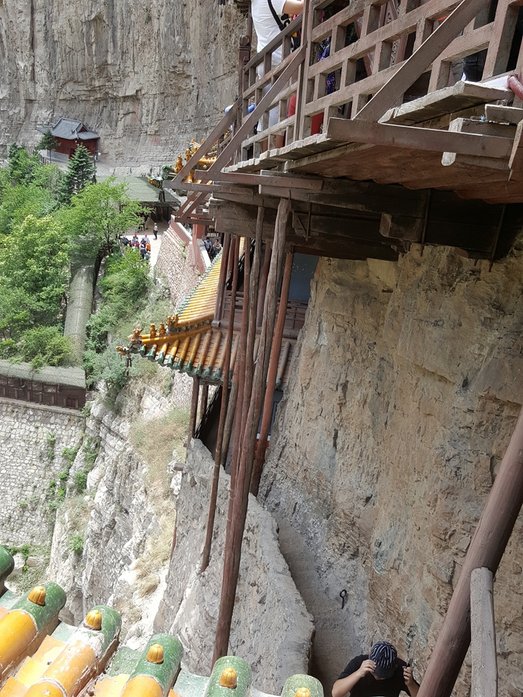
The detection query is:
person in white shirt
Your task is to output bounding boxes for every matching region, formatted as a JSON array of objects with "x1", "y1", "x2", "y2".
[
  {"x1": 251, "y1": 0, "x2": 304, "y2": 66},
  {"x1": 251, "y1": 0, "x2": 304, "y2": 140}
]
